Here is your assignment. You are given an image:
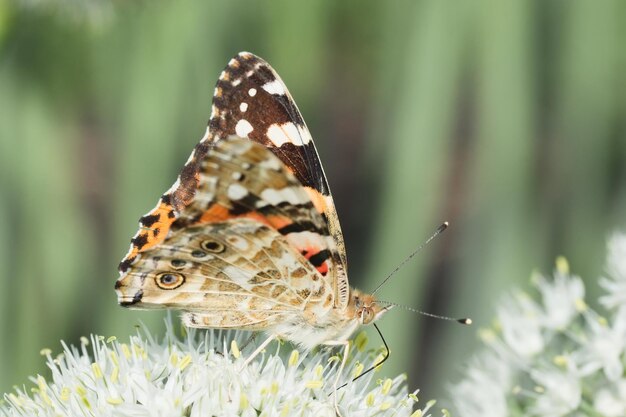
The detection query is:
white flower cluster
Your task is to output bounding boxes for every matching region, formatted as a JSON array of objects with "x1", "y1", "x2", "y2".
[
  {"x1": 1, "y1": 319, "x2": 437, "y2": 417},
  {"x1": 450, "y1": 233, "x2": 626, "y2": 417}
]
